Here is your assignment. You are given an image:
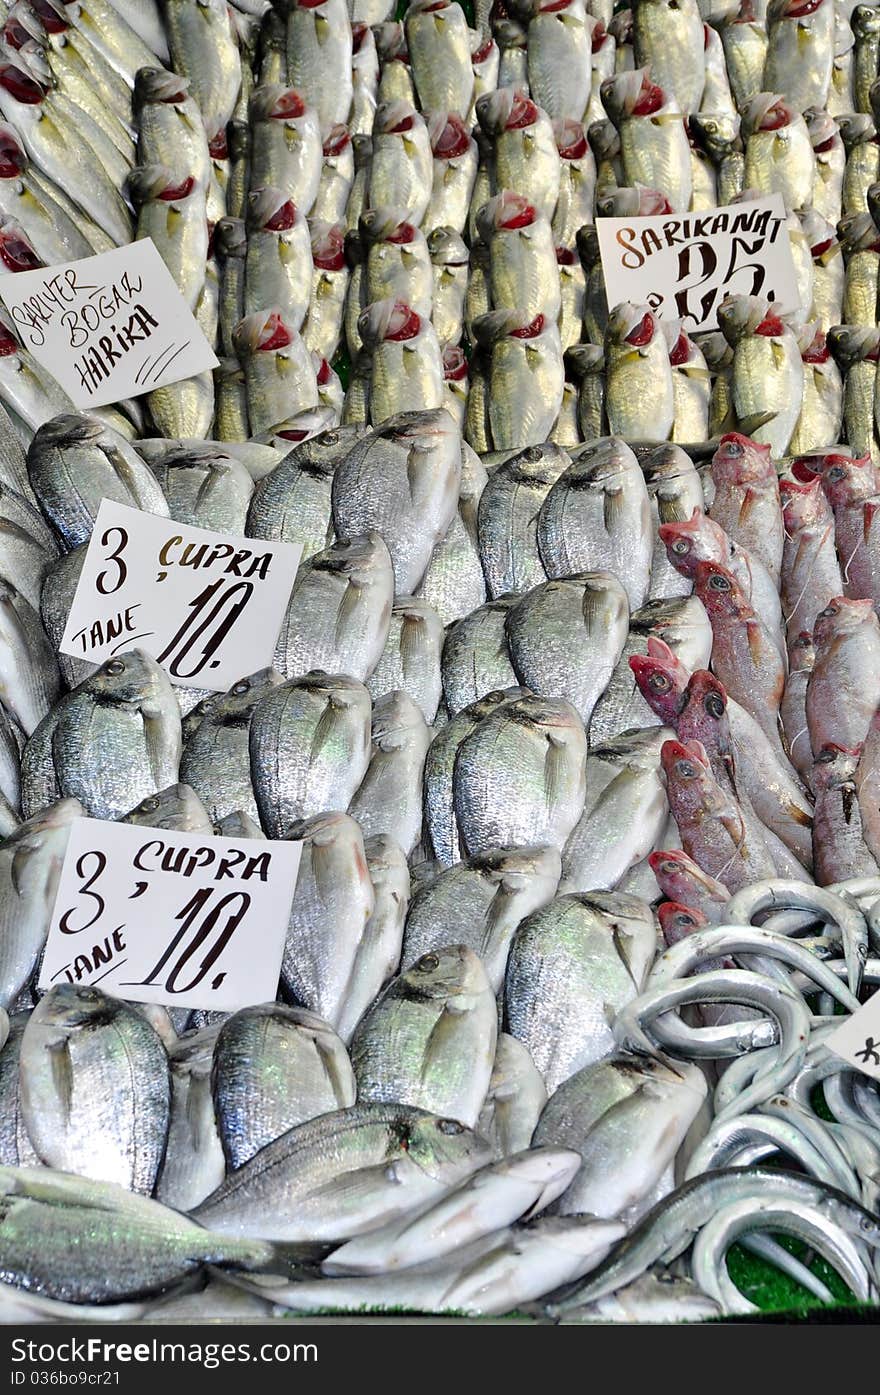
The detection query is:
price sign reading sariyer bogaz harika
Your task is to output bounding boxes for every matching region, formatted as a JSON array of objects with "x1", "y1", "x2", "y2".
[
  {"x1": 0, "y1": 238, "x2": 218, "y2": 408},
  {"x1": 39, "y1": 818, "x2": 301, "y2": 1012},
  {"x1": 60, "y1": 500, "x2": 302, "y2": 692}
]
